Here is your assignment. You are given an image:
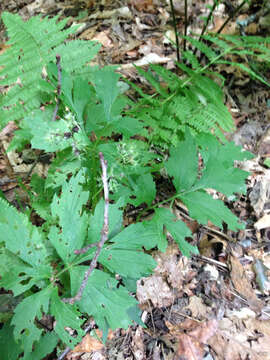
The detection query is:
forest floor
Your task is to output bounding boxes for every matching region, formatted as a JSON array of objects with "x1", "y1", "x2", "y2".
[{"x1": 1, "y1": 0, "x2": 270, "y2": 359}]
